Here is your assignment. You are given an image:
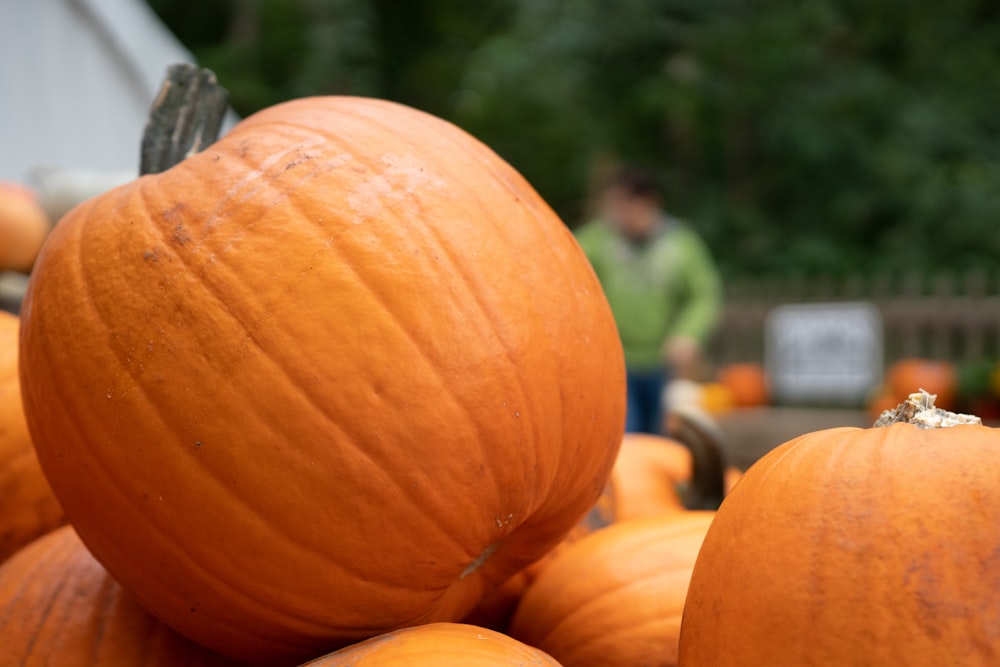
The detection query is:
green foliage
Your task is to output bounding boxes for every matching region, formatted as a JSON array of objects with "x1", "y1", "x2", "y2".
[{"x1": 146, "y1": 0, "x2": 1000, "y2": 278}]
